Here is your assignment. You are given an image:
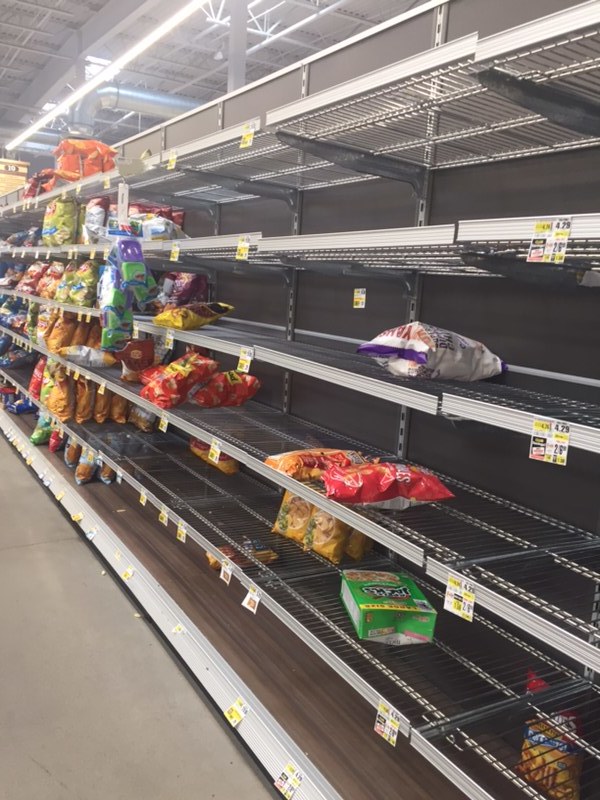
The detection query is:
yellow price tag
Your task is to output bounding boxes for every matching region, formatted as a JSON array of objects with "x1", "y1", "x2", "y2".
[
  {"x1": 55, "y1": 490, "x2": 65, "y2": 502},
  {"x1": 239, "y1": 123, "x2": 255, "y2": 149},
  {"x1": 166, "y1": 150, "x2": 178, "y2": 170},
  {"x1": 90, "y1": 248, "x2": 96, "y2": 259},
  {"x1": 353, "y1": 288, "x2": 366, "y2": 309},
  {"x1": 235, "y1": 235, "x2": 250, "y2": 261},
  {"x1": 139, "y1": 491, "x2": 147, "y2": 507},
  {"x1": 103, "y1": 175, "x2": 111, "y2": 189},
  {"x1": 176, "y1": 520, "x2": 187, "y2": 543},
  {"x1": 158, "y1": 415, "x2": 169, "y2": 433},
  {"x1": 164, "y1": 330, "x2": 175, "y2": 349},
  {"x1": 75, "y1": 183, "x2": 82, "y2": 196},
  {"x1": 97, "y1": 382, "x2": 106, "y2": 396},
  {"x1": 103, "y1": 246, "x2": 110, "y2": 260},
  {"x1": 159, "y1": 506, "x2": 169, "y2": 526},
  {"x1": 71, "y1": 512, "x2": 84, "y2": 523},
  {"x1": 121, "y1": 566, "x2": 135, "y2": 581},
  {"x1": 26, "y1": 455, "x2": 33, "y2": 466},
  {"x1": 208, "y1": 438, "x2": 221, "y2": 464},
  {"x1": 73, "y1": 370, "x2": 80, "y2": 381},
  {"x1": 76, "y1": 310, "x2": 83, "y2": 322},
  {"x1": 224, "y1": 697, "x2": 249, "y2": 727},
  {"x1": 237, "y1": 346, "x2": 254, "y2": 373},
  {"x1": 169, "y1": 242, "x2": 180, "y2": 262},
  {"x1": 85, "y1": 312, "x2": 92, "y2": 323}
]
